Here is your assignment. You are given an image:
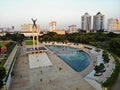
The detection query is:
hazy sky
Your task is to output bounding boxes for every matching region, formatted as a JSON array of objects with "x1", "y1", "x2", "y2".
[{"x1": 0, "y1": 0, "x2": 120, "y2": 30}]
